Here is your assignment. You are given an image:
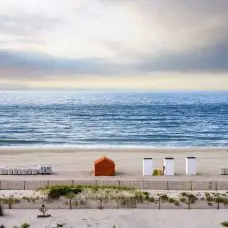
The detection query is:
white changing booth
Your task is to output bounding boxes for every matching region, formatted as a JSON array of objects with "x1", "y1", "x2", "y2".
[
  {"x1": 186, "y1": 157, "x2": 196, "y2": 175},
  {"x1": 143, "y1": 158, "x2": 153, "y2": 176},
  {"x1": 164, "y1": 157, "x2": 174, "y2": 176}
]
